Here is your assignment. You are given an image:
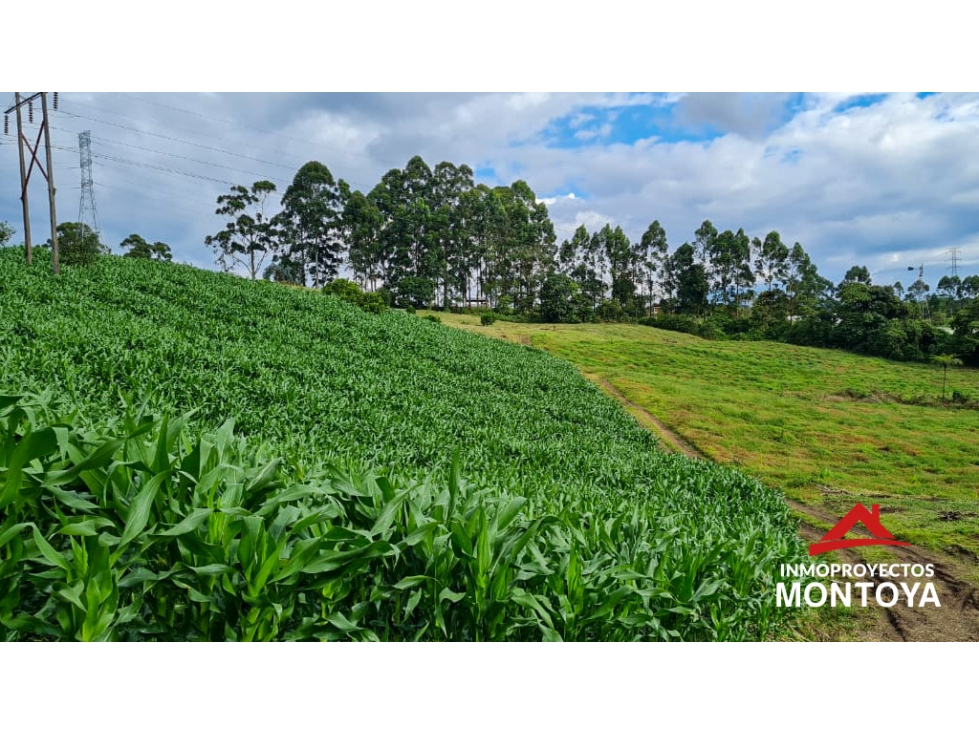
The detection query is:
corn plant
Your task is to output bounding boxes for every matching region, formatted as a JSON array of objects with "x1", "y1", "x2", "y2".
[{"x1": 0, "y1": 249, "x2": 808, "y2": 640}]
